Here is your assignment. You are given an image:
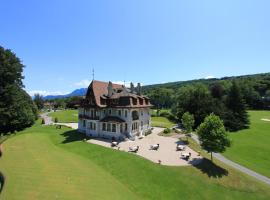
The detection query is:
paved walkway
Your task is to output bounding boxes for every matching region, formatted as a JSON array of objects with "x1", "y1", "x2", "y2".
[
  {"x1": 88, "y1": 128, "x2": 203, "y2": 166},
  {"x1": 190, "y1": 133, "x2": 270, "y2": 186}
]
